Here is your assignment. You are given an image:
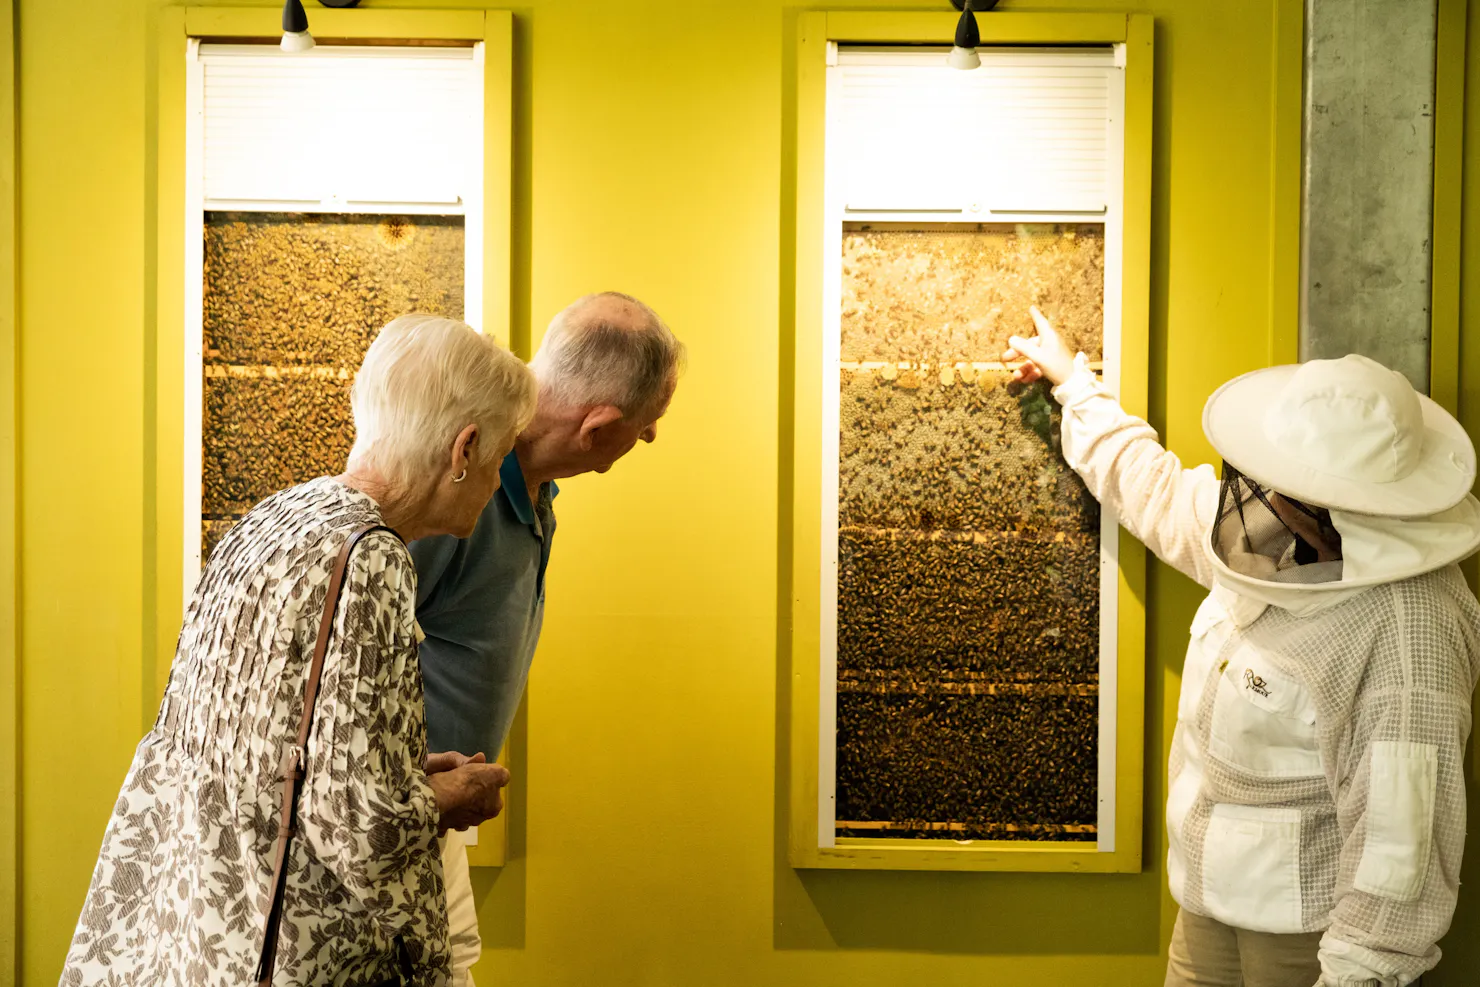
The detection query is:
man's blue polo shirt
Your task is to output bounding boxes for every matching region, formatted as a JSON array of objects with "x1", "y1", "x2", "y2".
[{"x1": 410, "y1": 450, "x2": 557, "y2": 758}]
